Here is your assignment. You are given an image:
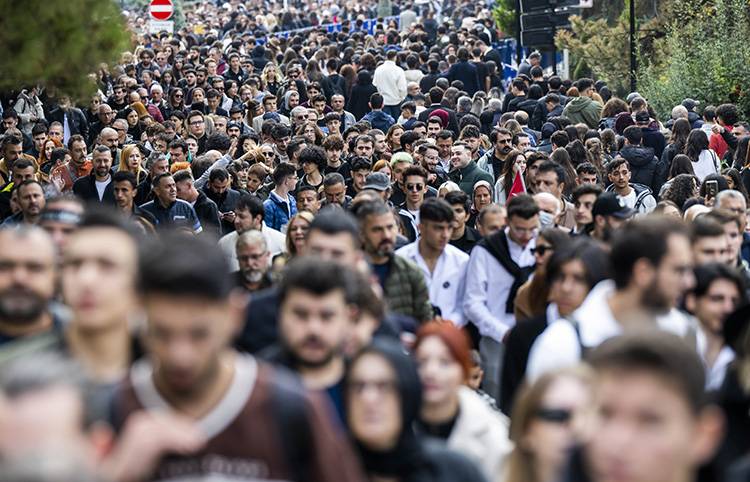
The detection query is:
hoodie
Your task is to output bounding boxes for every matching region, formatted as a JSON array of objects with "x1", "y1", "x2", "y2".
[
  {"x1": 619, "y1": 144, "x2": 666, "y2": 194},
  {"x1": 562, "y1": 96, "x2": 603, "y2": 129}
]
